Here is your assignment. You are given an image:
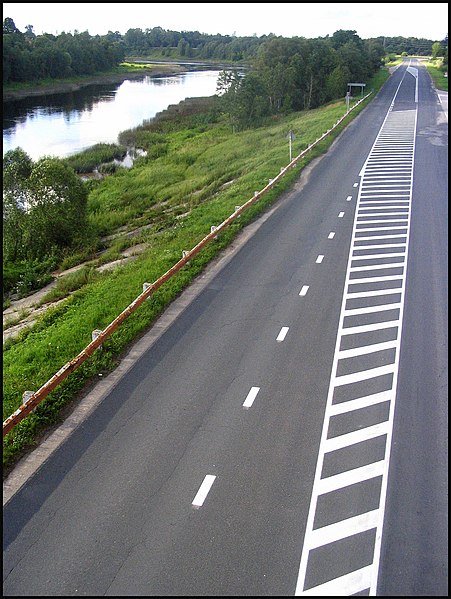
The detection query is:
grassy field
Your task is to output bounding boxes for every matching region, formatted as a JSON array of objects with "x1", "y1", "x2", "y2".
[{"x1": 2, "y1": 67, "x2": 390, "y2": 472}]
